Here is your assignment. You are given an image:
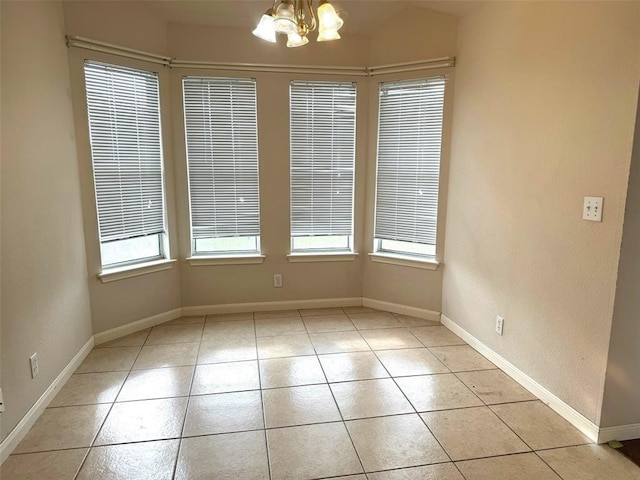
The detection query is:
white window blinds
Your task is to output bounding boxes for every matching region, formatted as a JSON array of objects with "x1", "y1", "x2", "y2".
[
  {"x1": 183, "y1": 77, "x2": 260, "y2": 242},
  {"x1": 374, "y1": 77, "x2": 446, "y2": 250},
  {"x1": 84, "y1": 62, "x2": 166, "y2": 244},
  {"x1": 290, "y1": 81, "x2": 356, "y2": 242}
]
